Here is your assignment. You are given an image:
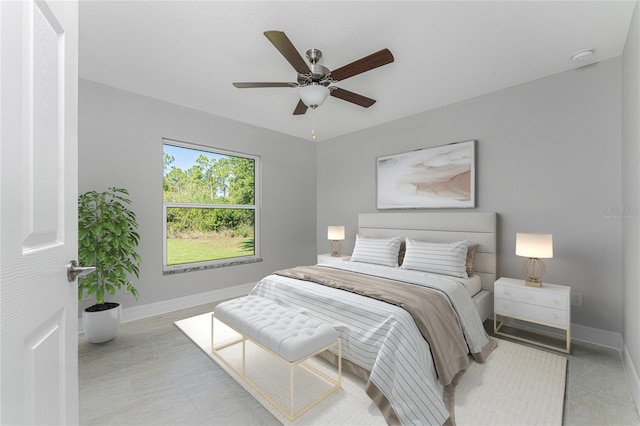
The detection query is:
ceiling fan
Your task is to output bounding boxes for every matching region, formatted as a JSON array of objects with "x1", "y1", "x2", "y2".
[{"x1": 233, "y1": 31, "x2": 394, "y2": 115}]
